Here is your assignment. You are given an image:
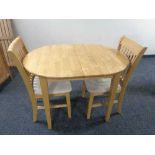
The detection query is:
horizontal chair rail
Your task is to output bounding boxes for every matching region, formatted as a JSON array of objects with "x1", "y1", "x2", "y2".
[
  {"x1": 92, "y1": 100, "x2": 118, "y2": 108},
  {"x1": 35, "y1": 93, "x2": 69, "y2": 99},
  {"x1": 37, "y1": 104, "x2": 67, "y2": 110}
]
